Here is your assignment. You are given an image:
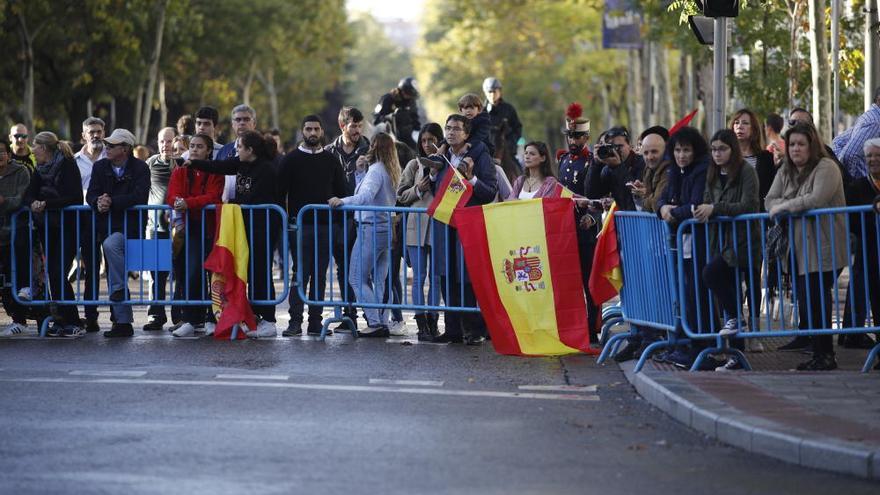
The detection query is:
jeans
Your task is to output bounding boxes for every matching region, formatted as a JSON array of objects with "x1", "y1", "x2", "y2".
[
  {"x1": 146, "y1": 229, "x2": 181, "y2": 323},
  {"x1": 174, "y1": 224, "x2": 214, "y2": 325},
  {"x1": 289, "y1": 223, "x2": 330, "y2": 325},
  {"x1": 78, "y1": 211, "x2": 102, "y2": 321},
  {"x1": 331, "y1": 217, "x2": 359, "y2": 318},
  {"x1": 102, "y1": 232, "x2": 132, "y2": 324},
  {"x1": 43, "y1": 218, "x2": 80, "y2": 325},
  {"x1": 405, "y1": 245, "x2": 437, "y2": 314},
  {"x1": 349, "y1": 223, "x2": 390, "y2": 327},
  {"x1": 0, "y1": 229, "x2": 31, "y2": 323},
  {"x1": 795, "y1": 269, "x2": 839, "y2": 357}
]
